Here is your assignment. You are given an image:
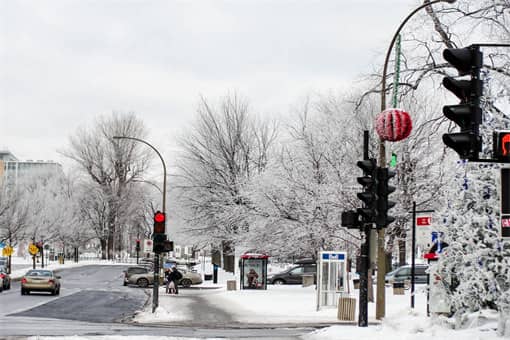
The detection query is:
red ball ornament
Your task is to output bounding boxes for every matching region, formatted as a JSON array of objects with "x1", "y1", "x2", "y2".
[{"x1": 375, "y1": 108, "x2": 412, "y2": 142}]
